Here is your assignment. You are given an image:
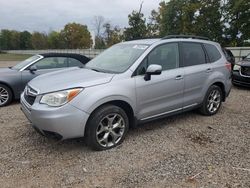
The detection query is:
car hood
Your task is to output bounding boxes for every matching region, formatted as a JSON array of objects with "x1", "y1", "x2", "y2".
[
  {"x1": 0, "y1": 67, "x2": 18, "y2": 76},
  {"x1": 238, "y1": 60, "x2": 250, "y2": 67},
  {"x1": 28, "y1": 67, "x2": 115, "y2": 94}
]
